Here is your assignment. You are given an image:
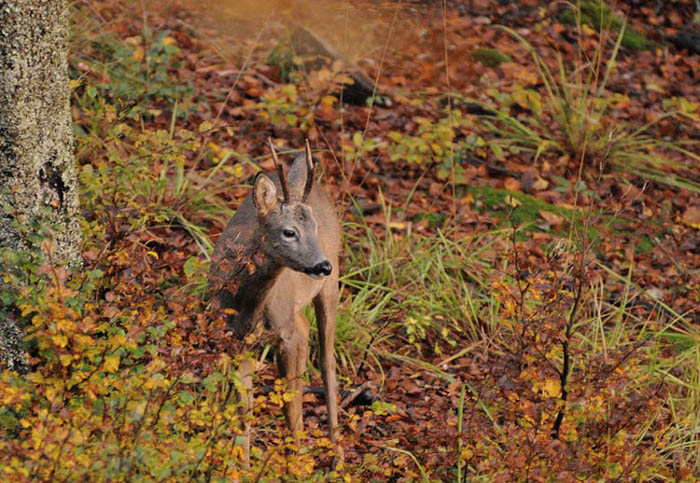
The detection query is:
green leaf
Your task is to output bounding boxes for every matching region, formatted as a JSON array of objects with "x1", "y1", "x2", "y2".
[
  {"x1": 178, "y1": 390, "x2": 194, "y2": 405},
  {"x1": 198, "y1": 121, "x2": 212, "y2": 133},
  {"x1": 183, "y1": 257, "x2": 199, "y2": 278}
]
